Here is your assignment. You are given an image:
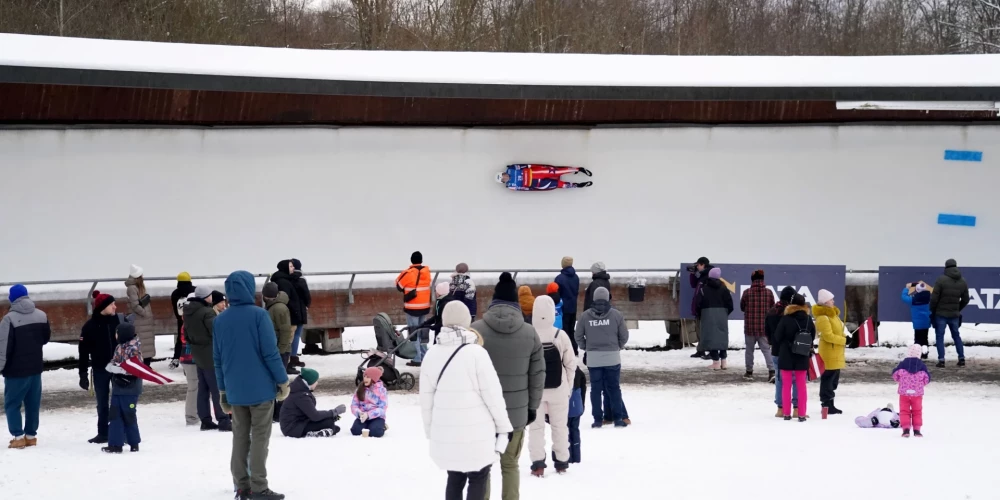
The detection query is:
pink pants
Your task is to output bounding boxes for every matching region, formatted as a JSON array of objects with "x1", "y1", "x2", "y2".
[
  {"x1": 781, "y1": 370, "x2": 807, "y2": 417},
  {"x1": 899, "y1": 395, "x2": 923, "y2": 430}
]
